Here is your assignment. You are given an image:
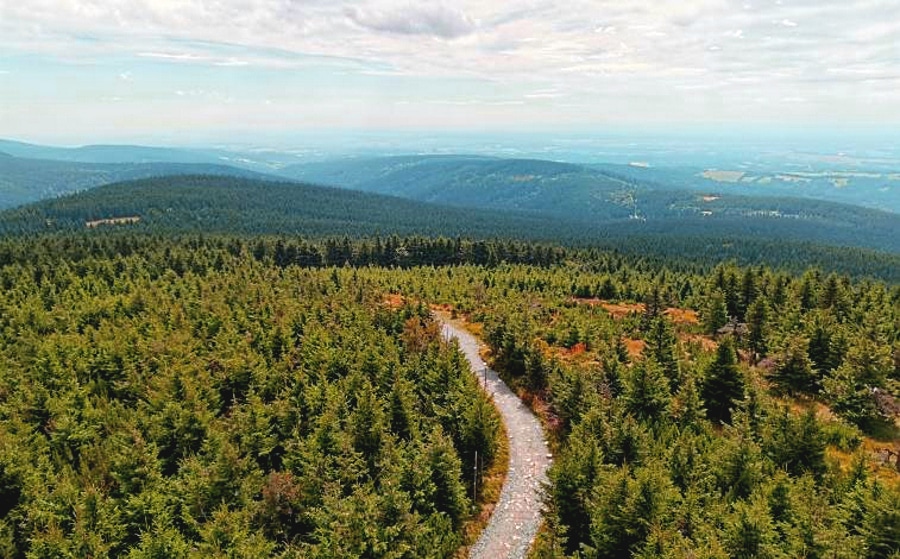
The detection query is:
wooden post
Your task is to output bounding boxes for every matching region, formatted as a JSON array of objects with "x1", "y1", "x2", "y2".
[{"x1": 473, "y1": 450, "x2": 478, "y2": 503}]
